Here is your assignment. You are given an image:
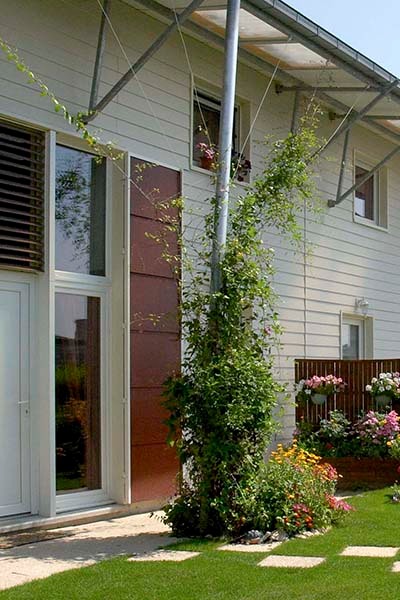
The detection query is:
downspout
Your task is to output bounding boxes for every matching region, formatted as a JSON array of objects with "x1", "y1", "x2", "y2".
[{"x1": 210, "y1": 0, "x2": 241, "y2": 294}]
